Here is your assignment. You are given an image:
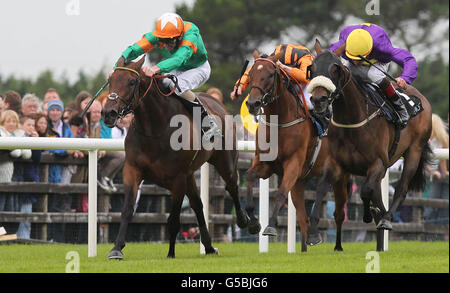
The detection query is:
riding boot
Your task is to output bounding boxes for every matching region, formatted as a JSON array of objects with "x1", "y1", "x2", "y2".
[
  {"x1": 390, "y1": 91, "x2": 409, "y2": 129},
  {"x1": 379, "y1": 78, "x2": 409, "y2": 129},
  {"x1": 195, "y1": 97, "x2": 222, "y2": 142}
]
